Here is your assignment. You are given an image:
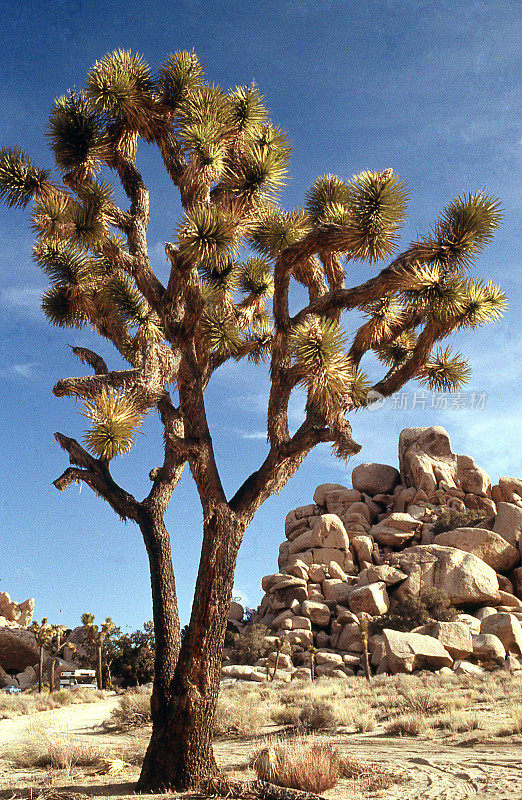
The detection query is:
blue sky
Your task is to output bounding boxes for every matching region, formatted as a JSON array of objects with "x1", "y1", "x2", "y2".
[{"x1": 0, "y1": 0, "x2": 520, "y2": 632}]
